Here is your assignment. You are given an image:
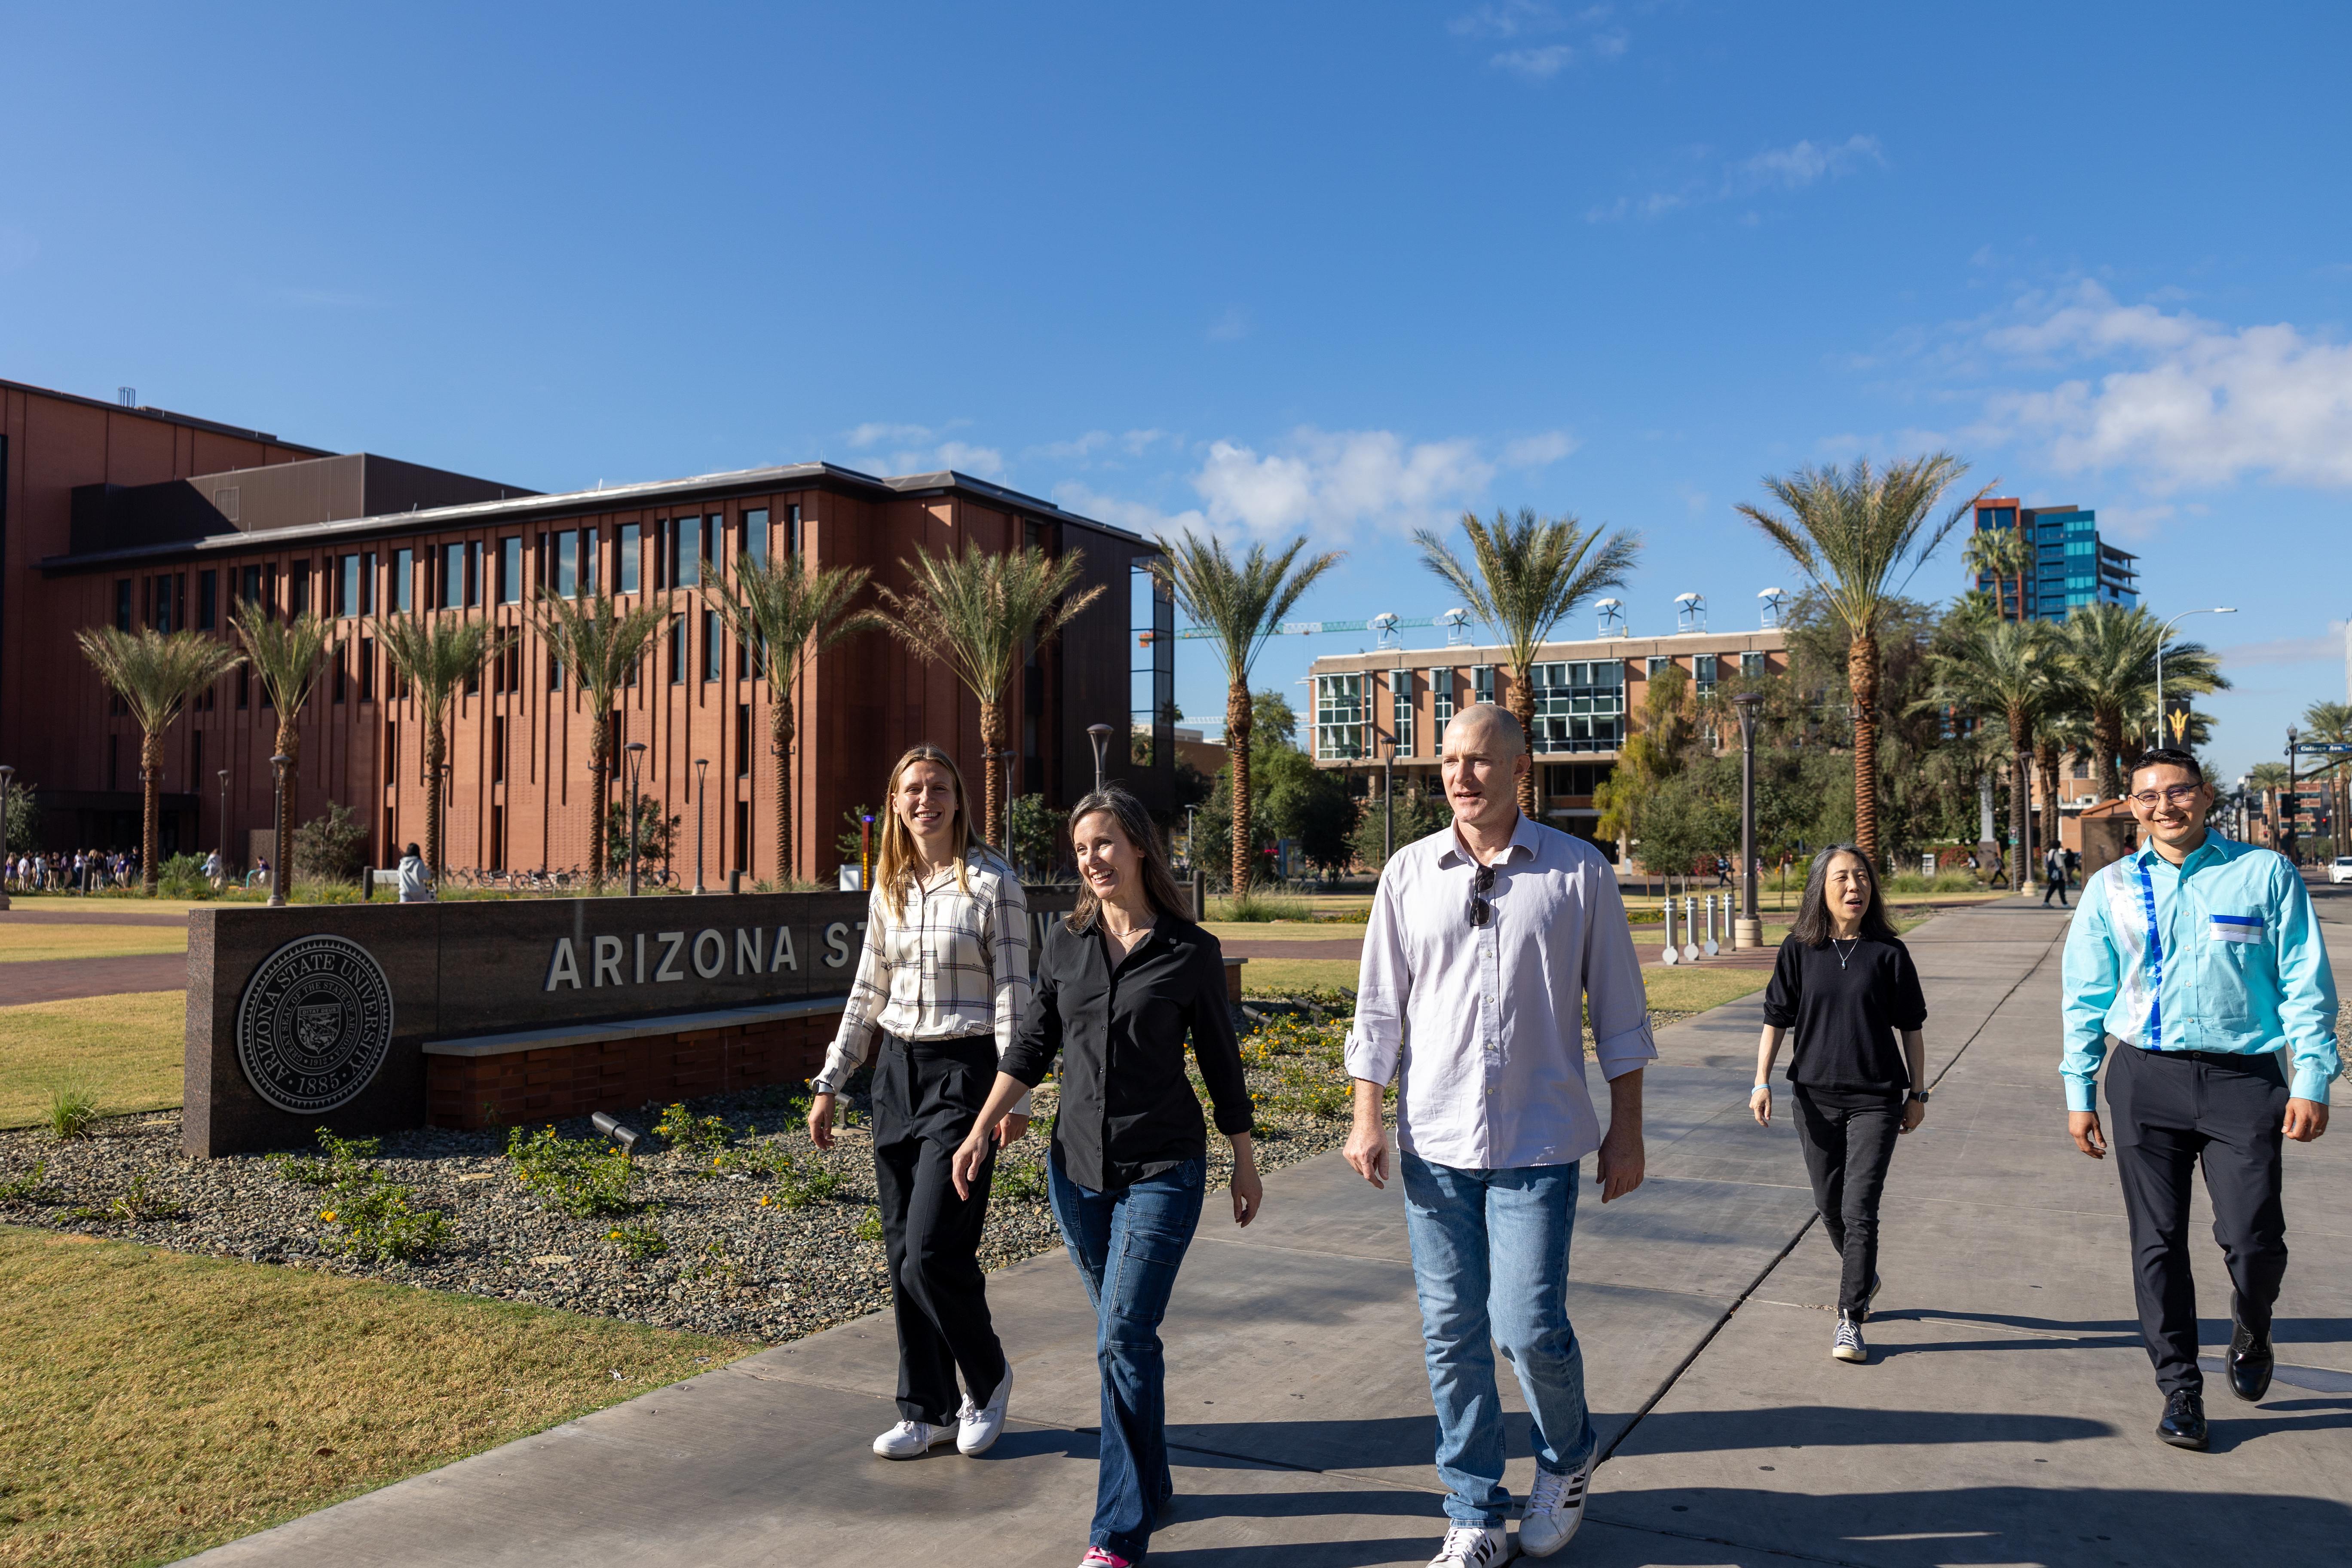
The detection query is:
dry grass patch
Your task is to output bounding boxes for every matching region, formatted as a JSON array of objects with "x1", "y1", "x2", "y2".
[
  {"x1": 0, "y1": 992, "x2": 185, "y2": 1129},
  {"x1": 0, "y1": 923, "x2": 187, "y2": 964},
  {"x1": 0, "y1": 1225, "x2": 752, "y2": 1568},
  {"x1": 1237, "y1": 957, "x2": 1362, "y2": 994}
]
